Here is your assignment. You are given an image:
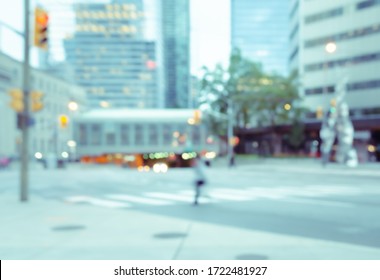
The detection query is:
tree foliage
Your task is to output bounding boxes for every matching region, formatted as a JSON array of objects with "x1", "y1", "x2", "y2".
[{"x1": 198, "y1": 48, "x2": 306, "y2": 139}]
